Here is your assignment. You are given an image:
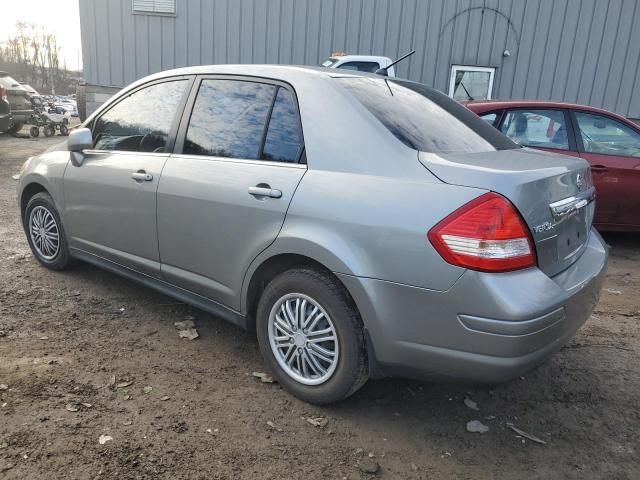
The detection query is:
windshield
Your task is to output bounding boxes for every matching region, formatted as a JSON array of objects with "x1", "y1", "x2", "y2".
[{"x1": 339, "y1": 77, "x2": 519, "y2": 154}]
